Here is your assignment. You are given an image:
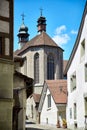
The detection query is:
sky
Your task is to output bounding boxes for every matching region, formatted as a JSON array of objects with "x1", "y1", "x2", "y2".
[{"x1": 14, "y1": 0, "x2": 86, "y2": 60}]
